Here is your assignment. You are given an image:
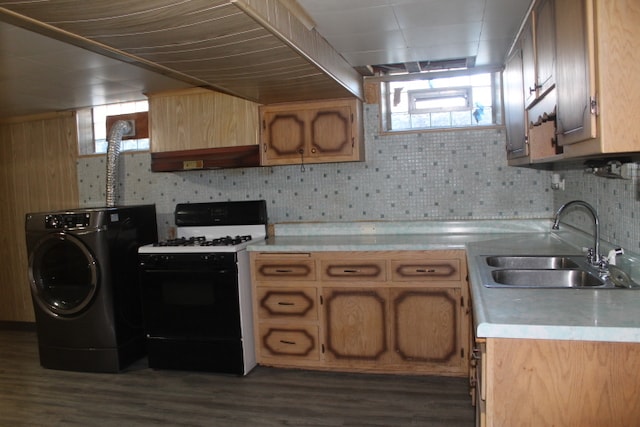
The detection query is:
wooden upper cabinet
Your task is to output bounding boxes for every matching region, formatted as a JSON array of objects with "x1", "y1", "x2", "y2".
[
  {"x1": 521, "y1": 0, "x2": 556, "y2": 109},
  {"x1": 148, "y1": 88, "x2": 259, "y2": 153},
  {"x1": 534, "y1": 0, "x2": 556, "y2": 98},
  {"x1": 557, "y1": 0, "x2": 640, "y2": 157},
  {"x1": 504, "y1": 47, "x2": 528, "y2": 161},
  {"x1": 260, "y1": 98, "x2": 364, "y2": 166},
  {"x1": 555, "y1": 0, "x2": 596, "y2": 147},
  {"x1": 521, "y1": 21, "x2": 537, "y2": 108}
]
